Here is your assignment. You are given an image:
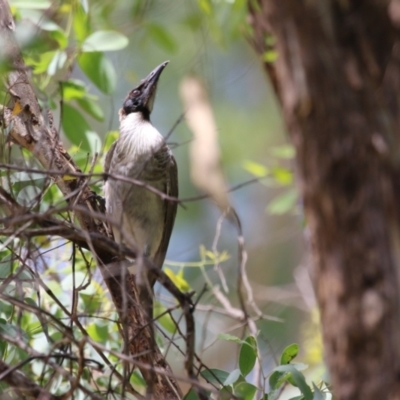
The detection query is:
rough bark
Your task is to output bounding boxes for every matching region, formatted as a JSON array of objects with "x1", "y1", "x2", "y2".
[
  {"x1": 0, "y1": 0, "x2": 182, "y2": 398},
  {"x1": 249, "y1": 1, "x2": 400, "y2": 399}
]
